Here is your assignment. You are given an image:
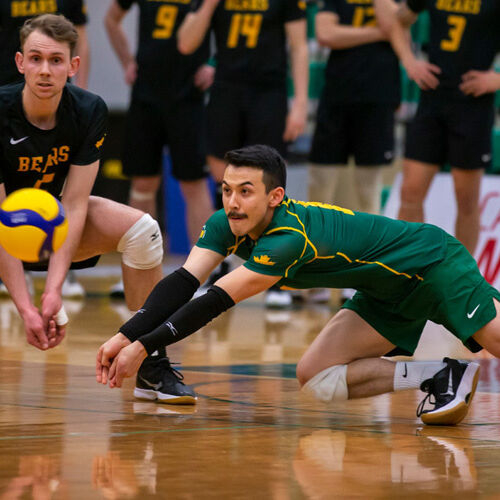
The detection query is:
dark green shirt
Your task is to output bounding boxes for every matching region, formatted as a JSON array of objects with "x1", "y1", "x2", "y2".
[{"x1": 196, "y1": 197, "x2": 447, "y2": 303}]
